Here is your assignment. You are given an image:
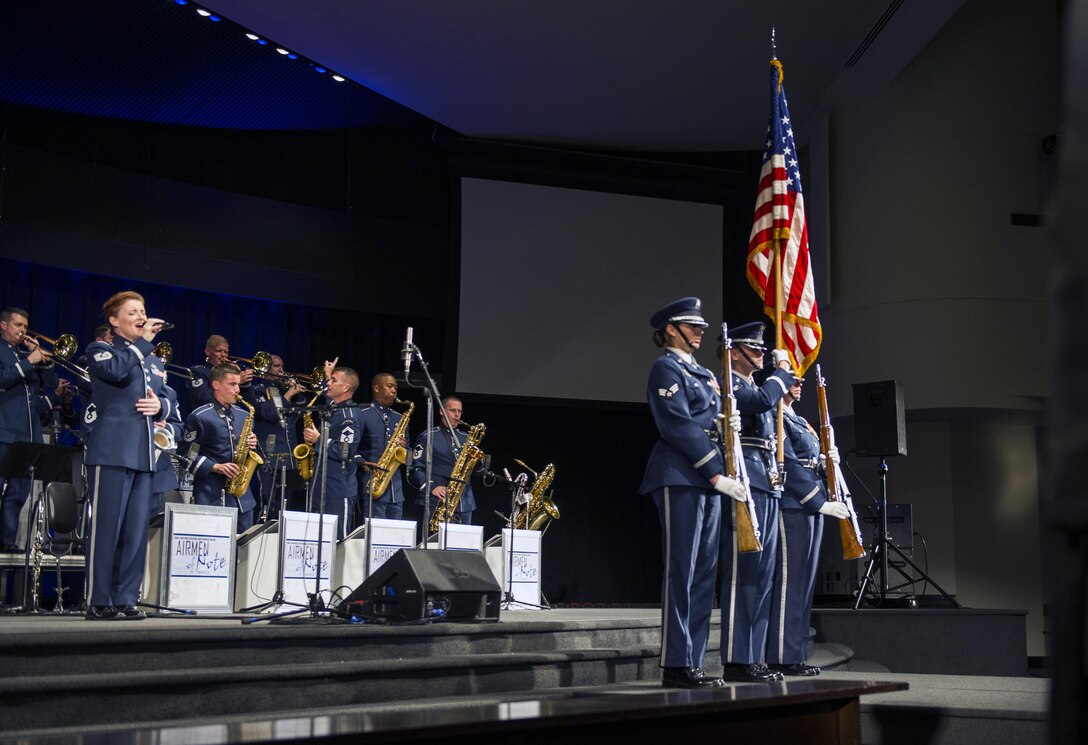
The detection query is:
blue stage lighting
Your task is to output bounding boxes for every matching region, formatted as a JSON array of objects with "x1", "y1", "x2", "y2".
[
  {"x1": 175, "y1": 0, "x2": 189, "y2": 5},
  {"x1": 287, "y1": 53, "x2": 299, "y2": 60},
  {"x1": 313, "y1": 66, "x2": 327, "y2": 74}
]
